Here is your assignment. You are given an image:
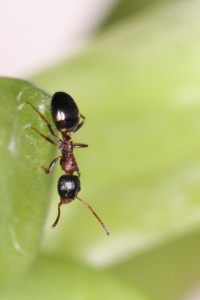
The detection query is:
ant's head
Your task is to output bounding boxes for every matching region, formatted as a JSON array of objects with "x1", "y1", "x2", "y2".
[
  {"x1": 54, "y1": 175, "x2": 109, "y2": 235},
  {"x1": 58, "y1": 175, "x2": 81, "y2": 201},
  {"x1": 51, "y1": 92, "x2": 80, "y2": 133}
]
